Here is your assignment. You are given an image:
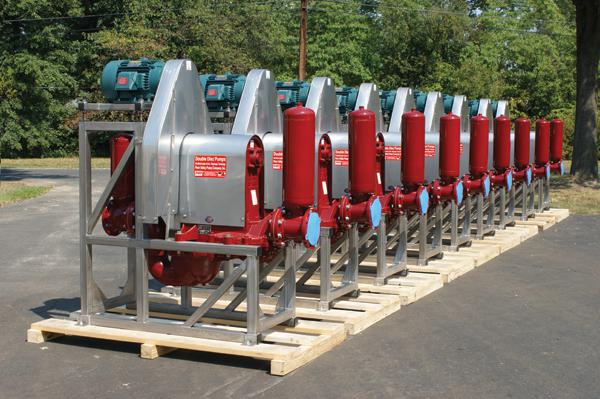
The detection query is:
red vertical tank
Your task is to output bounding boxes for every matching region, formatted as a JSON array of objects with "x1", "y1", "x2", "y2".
[
  {"x1": 283, "y1": 104, "x2": 315, "y2": 212},
  {"x1": 550, "y1": 118, "x2": 564, "y2": 162},
  {"x1": 469, "y1": 114, "x2": 490, "y2": 178},
  {"x1": 514, "y1": 117, "x2": 531, "y2": 170},
  {"x1": 493, "y1": 115, "x2": 511, "y2": 172},
  {"x1": 110, "y1": 134, "x2": 134, "y2": 201},
  {"x1": 348, "y1": 106, "x2": 377, "y2": 198},
  {"x1": 401, "y1": 109, "x2": 425, "y2": 189},
  {"x1": 535, "y1": 118, "x2": 550, "y2": 166},
  {"x1": 439, "y1": 112, "x2": 461, "y2": 182}
]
